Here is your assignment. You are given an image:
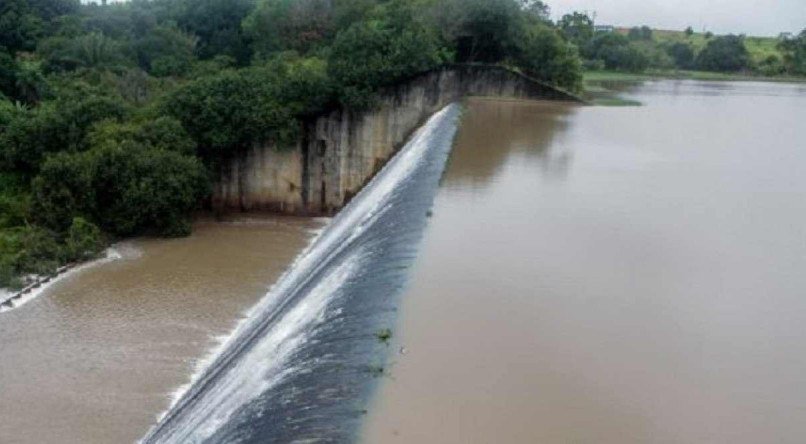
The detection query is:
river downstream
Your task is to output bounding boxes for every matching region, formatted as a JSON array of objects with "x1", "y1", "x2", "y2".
[
  {"x1": 0, "y1": 216, "x2": 321, "y2": 444},
  {"x1": 364, "y1": 82, "x2": 806, "y2": 443}
]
